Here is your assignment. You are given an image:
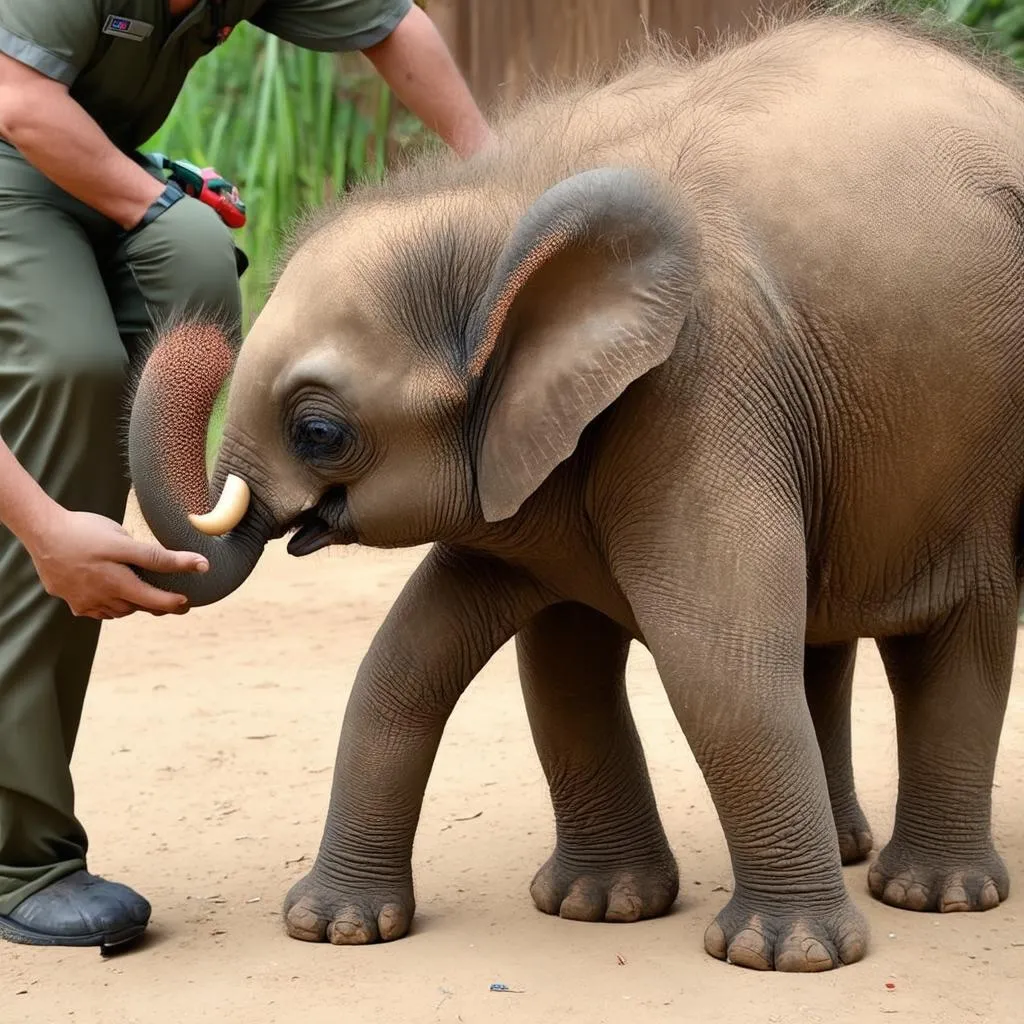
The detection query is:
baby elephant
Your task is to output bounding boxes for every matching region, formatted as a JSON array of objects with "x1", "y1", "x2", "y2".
[{"x1": 127, "y1": 9, "x2": 1022, "y2": 970}]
